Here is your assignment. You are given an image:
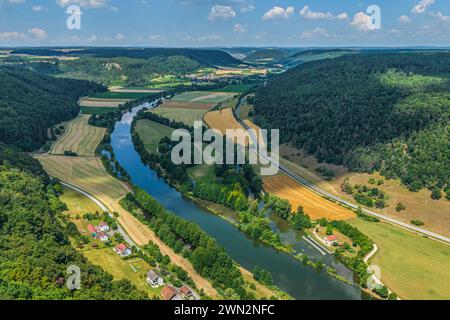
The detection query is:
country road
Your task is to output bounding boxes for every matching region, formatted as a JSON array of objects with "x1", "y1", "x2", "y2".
[{"x1": 234, "y1": 96, "x2": 450, "y2": 246}]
